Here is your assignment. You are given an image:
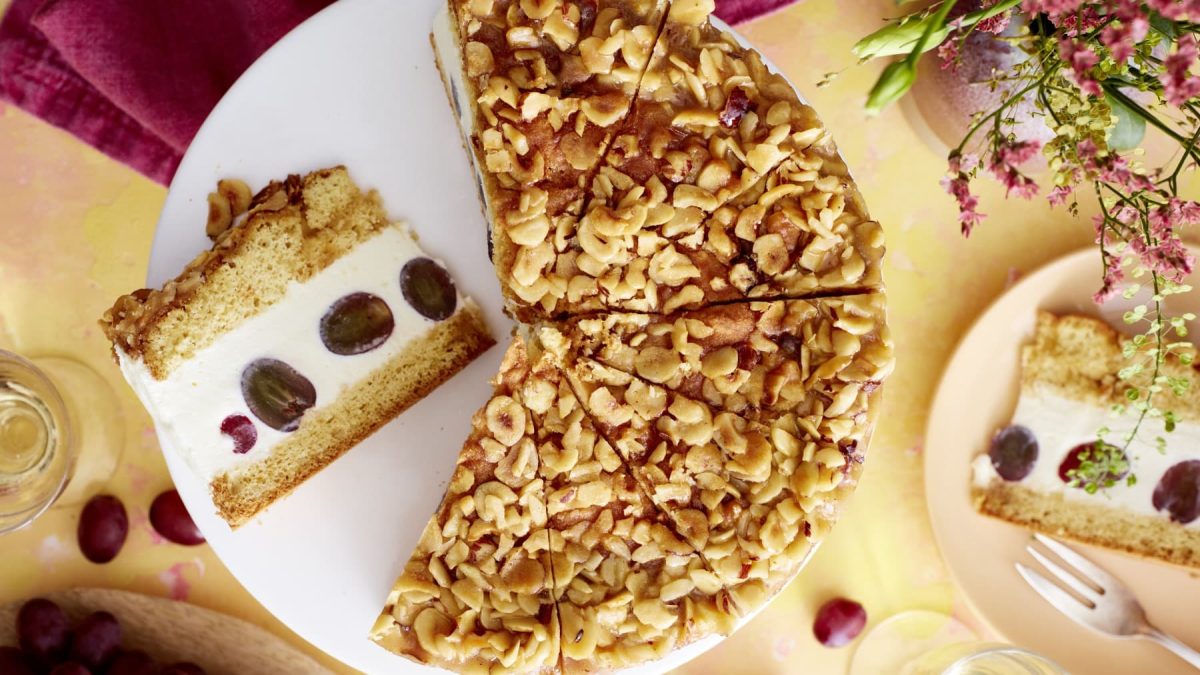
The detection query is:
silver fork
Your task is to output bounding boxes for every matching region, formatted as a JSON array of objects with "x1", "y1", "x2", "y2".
[{"x1": 1015, "y1": 532, "x2": 1200, "y2": 670}]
